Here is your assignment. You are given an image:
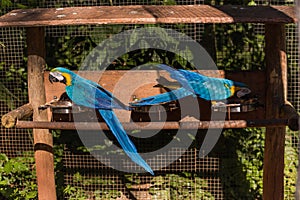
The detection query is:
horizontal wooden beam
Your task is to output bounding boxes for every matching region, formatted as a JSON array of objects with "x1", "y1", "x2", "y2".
[
  {"x1": 15, "y1": 119, "x2": 287, "y2": 130},
  {"x1": 0, "y1": 5, "x2": 296, "y2": 27},
  {"x1": 2, "y1": 102, "x2": 295, "y2": 130}
]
